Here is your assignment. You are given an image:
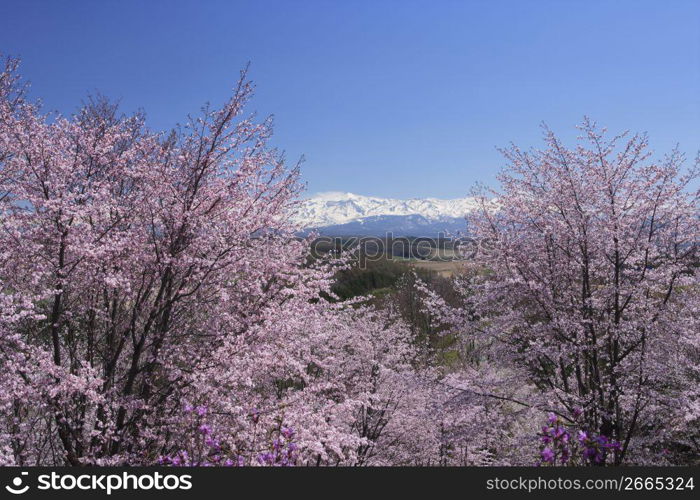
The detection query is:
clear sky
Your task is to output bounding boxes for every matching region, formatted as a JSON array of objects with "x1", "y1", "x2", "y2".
[{"x1": 1, "y1": 0, "x2": 699, "y2": 199}]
